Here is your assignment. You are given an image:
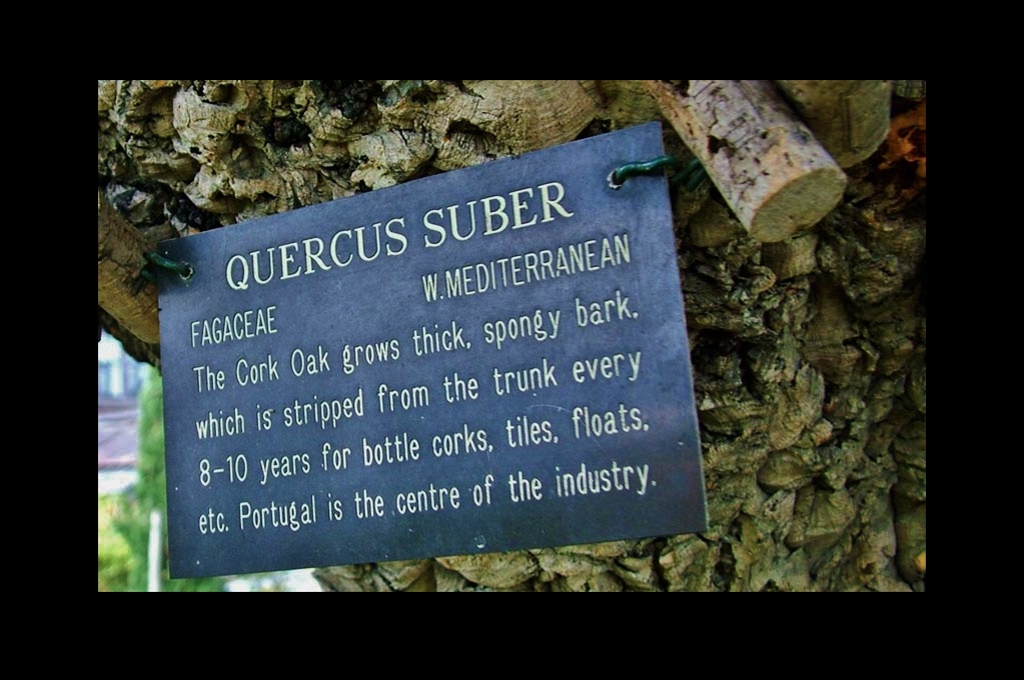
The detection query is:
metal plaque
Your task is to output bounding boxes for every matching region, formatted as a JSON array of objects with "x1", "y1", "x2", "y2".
[{"x1": 156, "y1": 121, "x2": 707, "y2": 578}]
